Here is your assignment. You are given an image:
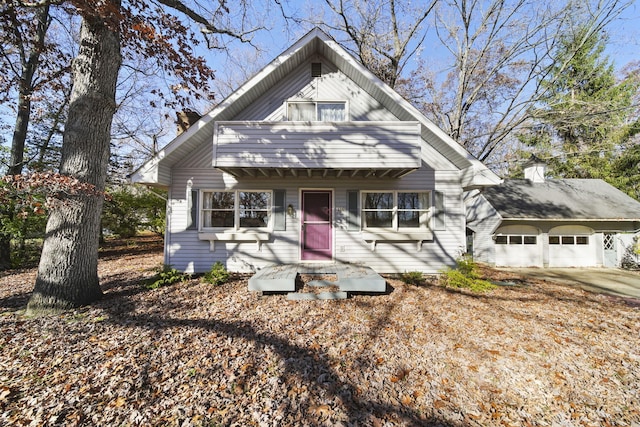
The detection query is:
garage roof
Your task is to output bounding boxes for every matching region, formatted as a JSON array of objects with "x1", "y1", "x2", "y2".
[{"x1": 482, "y1": 179, "x2": 640, "y2": 220}]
